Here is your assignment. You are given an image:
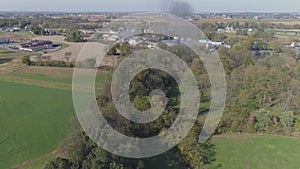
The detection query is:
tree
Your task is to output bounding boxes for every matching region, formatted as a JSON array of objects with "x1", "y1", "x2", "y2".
[
  {"x1": 178, "y1": 127, "x2": 216, "y2": 169},
  {"x1": 107, "y1": 43, "x2": 120, "y2": 55},
  {"x1": 236, "y1": 29, "x2": 248, "y2": 36},
  {"x1": 66, "y1": 29, "x2": 84, "y2": 42},
  {"x1": 22, "y1": 55, "x2": 32, "y2": 65},
  {"x1": 64, "y1": 52, "x2": 72, "y2": 62},
  {"x1": 120, "y1": 43, "x2": 130, "y2": 56},
  {"x1": 133, "y1": 96, "x2": 150, "y2": 111},
  {"x1": 57, "y1": 130, "x2": 91, "y2": 166},
  {"x1": 44, "y1": 158, "x2": 76, "y2": 169}
]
